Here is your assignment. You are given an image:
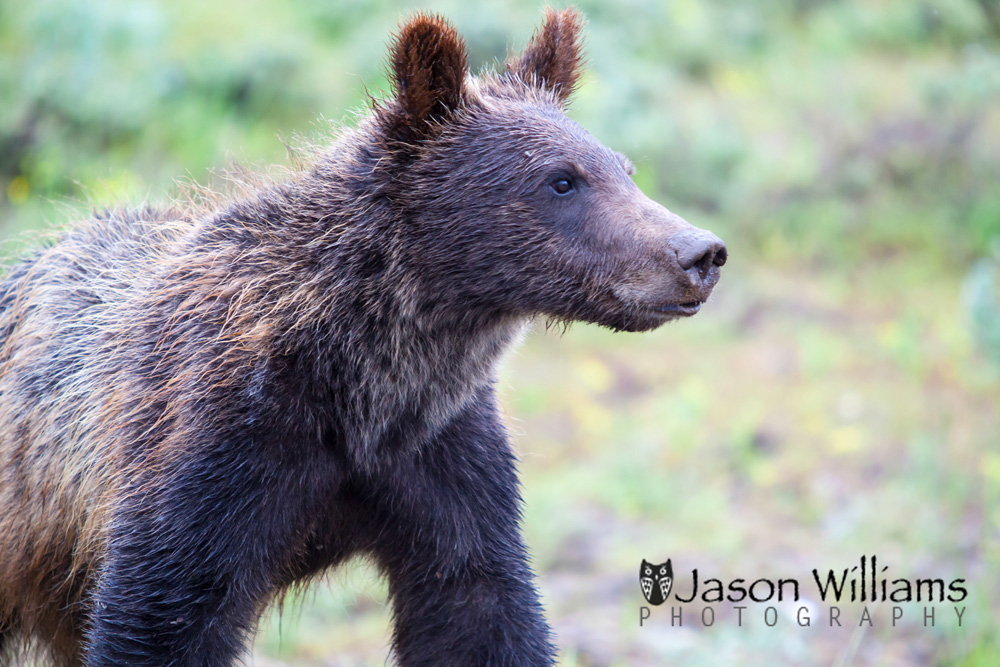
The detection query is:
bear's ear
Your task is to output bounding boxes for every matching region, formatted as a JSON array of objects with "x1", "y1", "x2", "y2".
[
  {"x1": 388, "y1": 13, "x2": 467, "y2": 141},
  {"x1": 507, "y1": 7, "x2": 585, "y2": 105}
]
